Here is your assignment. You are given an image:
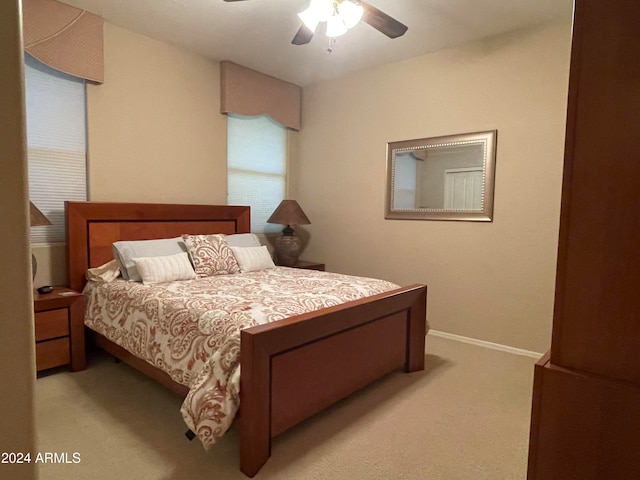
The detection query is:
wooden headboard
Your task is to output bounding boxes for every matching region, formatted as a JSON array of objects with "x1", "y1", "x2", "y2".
[{"x1": 66, "y1": 201, "x2": 251, "y2": 292}]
